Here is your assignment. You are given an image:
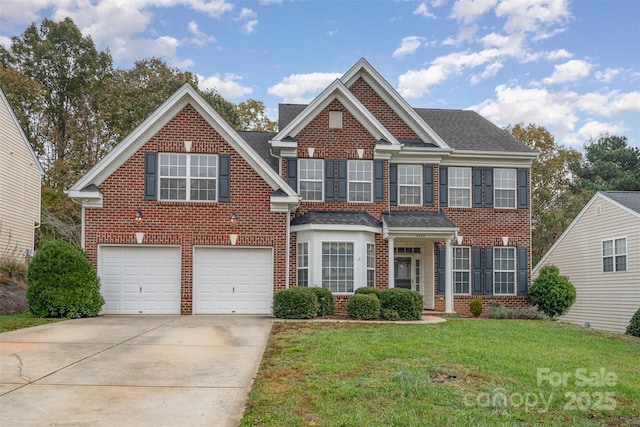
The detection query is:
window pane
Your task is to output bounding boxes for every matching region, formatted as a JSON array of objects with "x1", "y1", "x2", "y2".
[
  {"x1": 493, "y1": 247, "x2": 515, "y2": 294},
  {"x1": 603, "y1": 257, "x2": 614, "y2": 272},
  {"x1": 322, "y1": 242, "x2": 354, "y2": 293},
  {"x1": 348, "y1": 161, "x2": 372, "y2": 202},
  {"x1": 299, "y1": 159, "x2": 323, "y2": 201},
  {"x1": 448, "y1": 167, "x2": 471, "y2": 207},
  {"x1": 615, "y1": 255, "x2": 627, "y2": 272},
  {"x1": 603, "y1": 240, "x2": 613, "y2": 256},
  {"x1": 494, "y1": 169, "x2": 516, "y2": 208},
  {"x1": 615, "y1": 238, "x2": 626, "y2": 255}
]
